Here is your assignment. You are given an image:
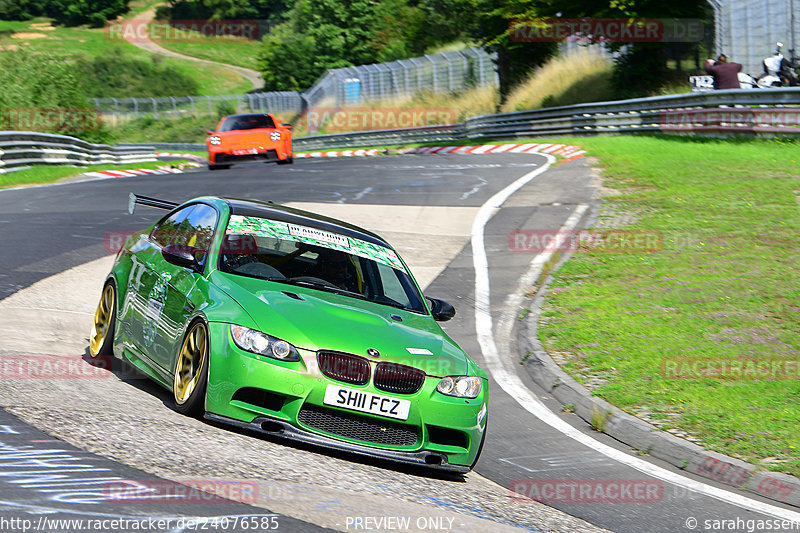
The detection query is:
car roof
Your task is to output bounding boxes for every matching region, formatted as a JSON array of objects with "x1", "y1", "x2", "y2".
[
  {"x1": 222, "y1": 113, "x2": 274, "y2": 120},
  {"x1": 220, "y1": 197, "x2": 390, "y2": 247}
]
